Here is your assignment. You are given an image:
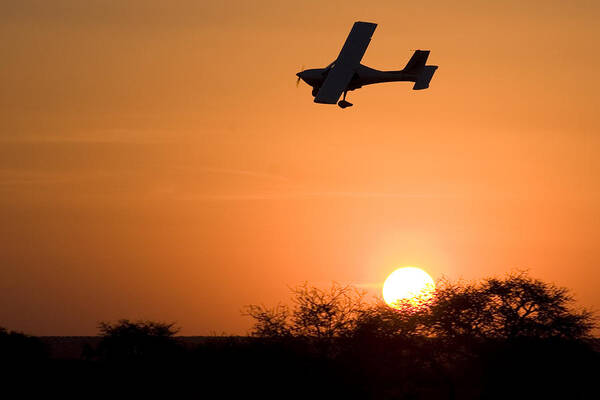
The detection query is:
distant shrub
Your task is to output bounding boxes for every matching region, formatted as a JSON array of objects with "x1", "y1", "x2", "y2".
[
  {"x1": 0, "y1": 327, "x2": 47, "y2": 363},
  {"x1": 96, "y1": 319, "x2": 180, "y2": 361}
]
